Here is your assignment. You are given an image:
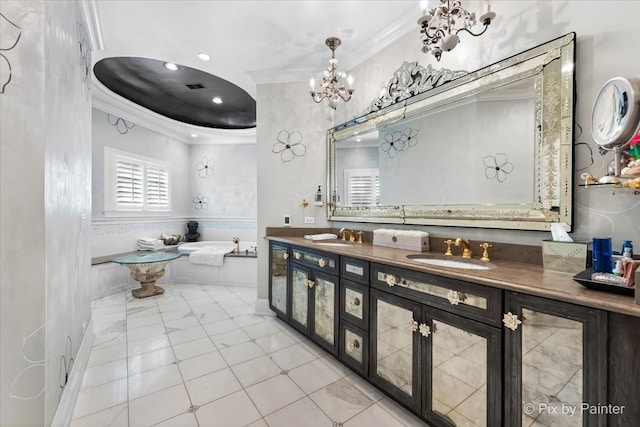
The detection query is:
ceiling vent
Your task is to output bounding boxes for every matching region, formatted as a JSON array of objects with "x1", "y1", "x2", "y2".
[{"x1": 186, "y1": 82, "x2": 206, "y2": 89}]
